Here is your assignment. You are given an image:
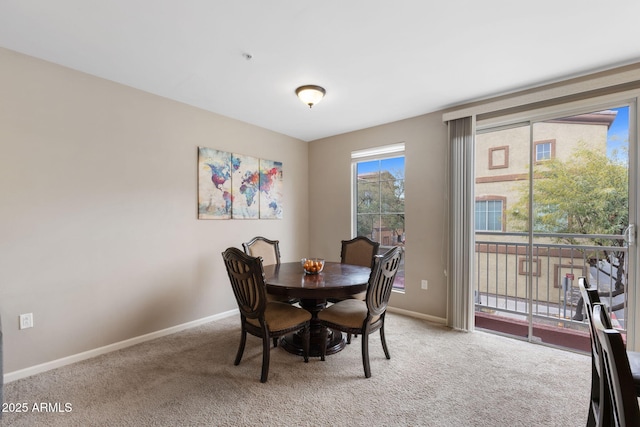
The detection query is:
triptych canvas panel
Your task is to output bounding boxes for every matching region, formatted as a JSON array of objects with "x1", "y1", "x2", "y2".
[{"x1": 197, "y1": 147, "x2": 283, "y2": 219}]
